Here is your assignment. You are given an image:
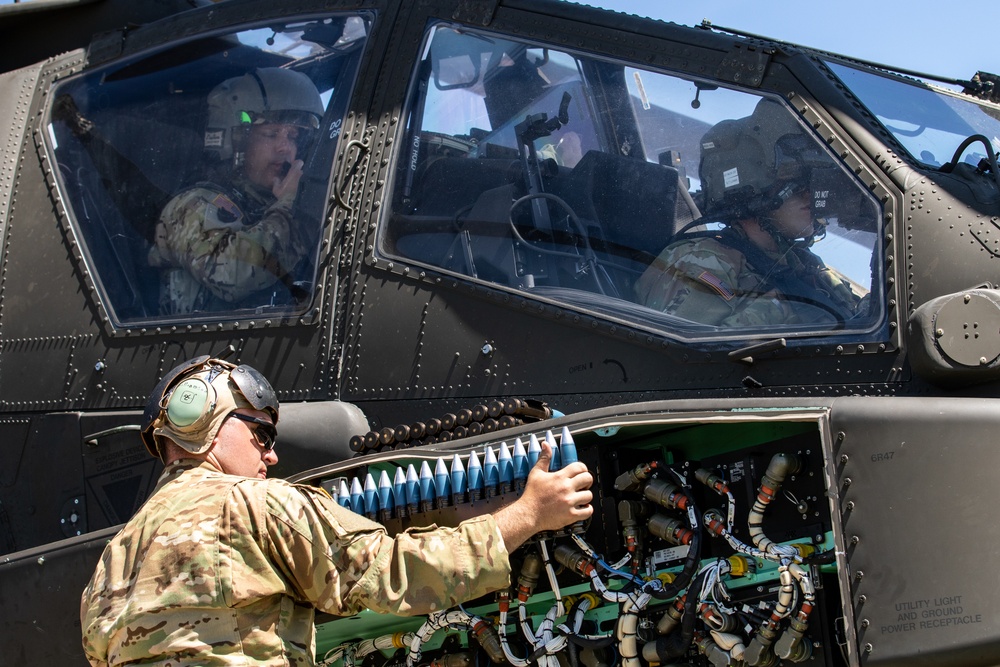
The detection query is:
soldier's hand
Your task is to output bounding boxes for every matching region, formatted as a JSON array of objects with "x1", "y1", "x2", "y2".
[
  {"x1": 273, "y1": 159, "x2": 304, "y2": 201},
  {"x1": 492, "y1": 442, "x2": 593, "y2": 551}
]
